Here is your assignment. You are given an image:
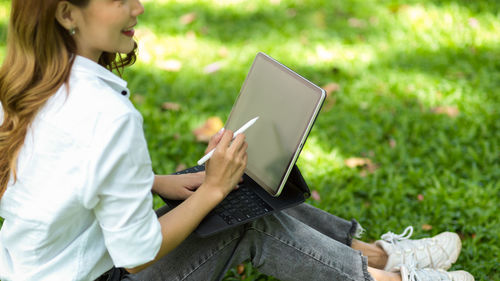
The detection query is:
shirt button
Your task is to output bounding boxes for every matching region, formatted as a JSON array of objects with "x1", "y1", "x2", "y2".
[{"x1": 121, "y1": 91, "x2": 127, "y2": 96}]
